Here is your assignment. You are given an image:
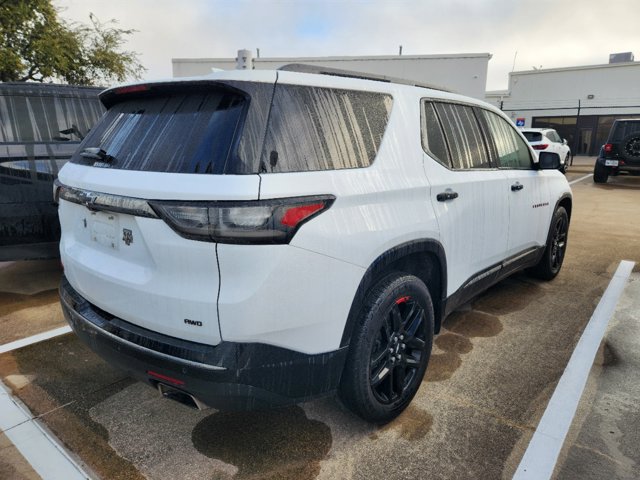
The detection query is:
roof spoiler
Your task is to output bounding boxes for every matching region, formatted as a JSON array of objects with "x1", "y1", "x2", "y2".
[{"x1": 278, "y1": 63, "x2": 452, "y2": 93}]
